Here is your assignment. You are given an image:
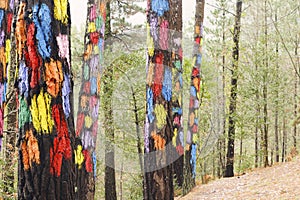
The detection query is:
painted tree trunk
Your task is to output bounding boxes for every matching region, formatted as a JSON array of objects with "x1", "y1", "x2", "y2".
[
  {"x1": 144, "y1": 0, "x2": 183, "y2": 199},
  {"x1": 0, "y1": 0, "x2": 14, "y2": 151},
  {"x1": 15, "y1": 0, "x2": 75, "y2": 199},
  {"x1": 74, "y1": 0, "x2": 106, "y2": 199},
  {"x1": 183, "y1": 0, "x2": 205, "y2": 194},
  {"x1": 225, "y1": 0, "x2": 242, "y2": 178},
  {"x1": 169, "y1": 0, "x2": 184, "y2": 188}
]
